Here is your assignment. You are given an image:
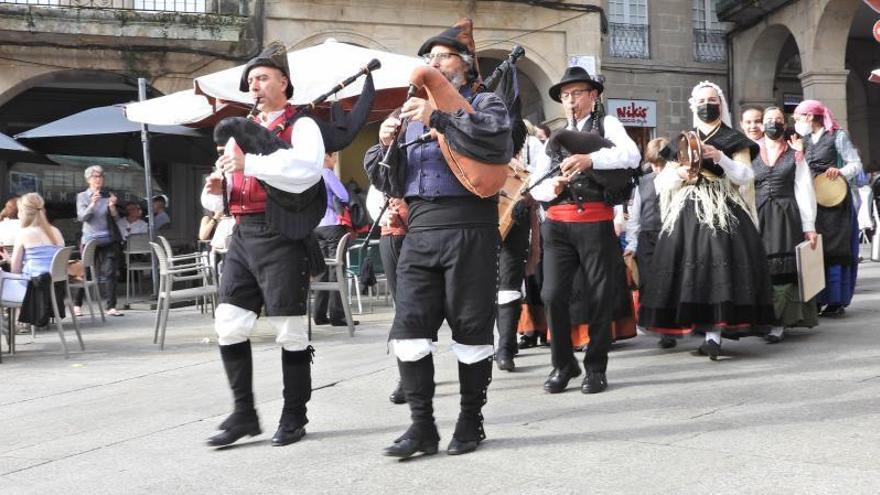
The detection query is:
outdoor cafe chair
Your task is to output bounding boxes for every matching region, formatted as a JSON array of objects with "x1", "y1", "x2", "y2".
[
  {"x1": 307, "y1": 232, "x2": 355, "y2": 339},
  {"x1": 125, "y1": 233, "x2": 154, "y2": 305},
  {"x1": 68, "y1": 239, "x2": 105, "y2": 324},
  {"x1": 149, "y1": 241, "x2": 218, "y2": 350}
]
